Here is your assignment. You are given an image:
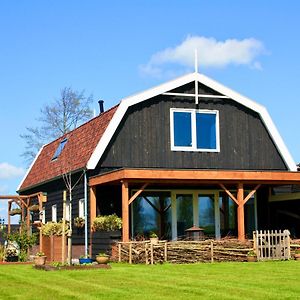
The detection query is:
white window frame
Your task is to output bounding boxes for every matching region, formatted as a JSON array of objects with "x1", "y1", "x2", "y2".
[
  {"x1": 52, "y1": 204, "x2": 57, "y2": 222},
  {"x1": 65, "y1": 201, "x2": 70, "y2": 221},
  {"x1": 42, "y1": 207, "x2": 45, "y2": 224},
  {"x1": 79, "y1": 198, "x2": 85, "y2": 218},
  {"x1": 170, "y1": 108, "x2": 220, "y2": 152}
]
